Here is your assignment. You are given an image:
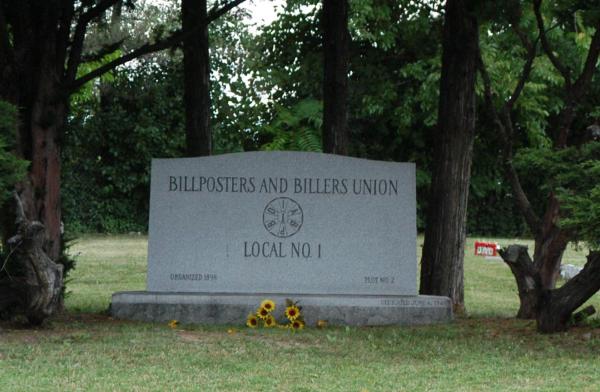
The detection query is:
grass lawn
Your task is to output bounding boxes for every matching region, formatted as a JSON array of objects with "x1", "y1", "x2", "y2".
[{"x1": 1, "y1": 235, "x2": 599, "y2": 391}]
